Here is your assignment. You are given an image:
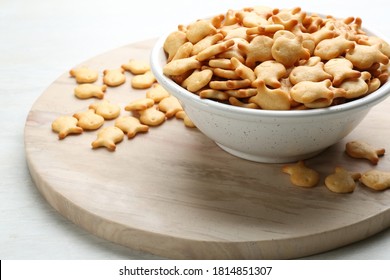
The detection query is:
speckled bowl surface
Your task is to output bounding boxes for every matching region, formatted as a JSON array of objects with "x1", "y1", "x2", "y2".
[{"x1": 150, "y1": 33, "x2": 390, "y2": 163}]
